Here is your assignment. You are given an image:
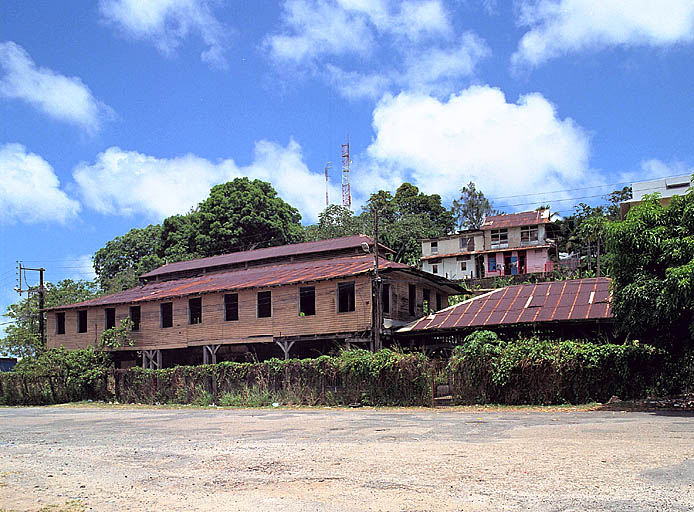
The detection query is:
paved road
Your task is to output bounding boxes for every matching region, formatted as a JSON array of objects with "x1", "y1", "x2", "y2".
[{"x1": 1, "y1": 406, "x2": 693, "y2": 511}]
